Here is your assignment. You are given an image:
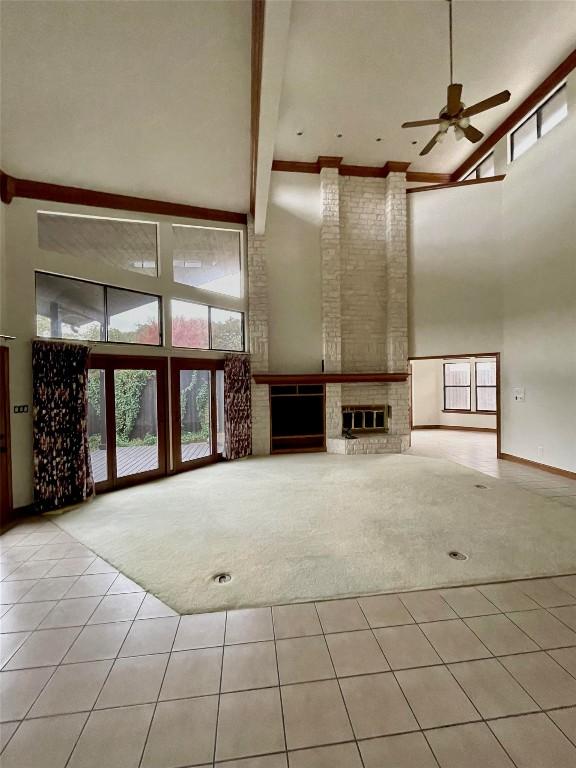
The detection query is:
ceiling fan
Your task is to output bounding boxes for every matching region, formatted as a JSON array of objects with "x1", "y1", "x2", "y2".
[{"x1": 402, "y1": 0, "x2": 511, "y2": 156}]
